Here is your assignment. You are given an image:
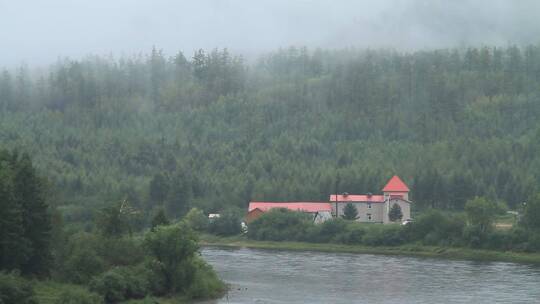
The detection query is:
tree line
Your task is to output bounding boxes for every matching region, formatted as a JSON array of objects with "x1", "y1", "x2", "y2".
[{"x1": 0, "y1": 45, "x2": 539, "y2": 224}]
